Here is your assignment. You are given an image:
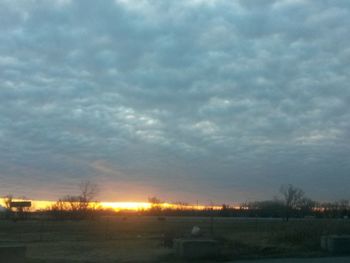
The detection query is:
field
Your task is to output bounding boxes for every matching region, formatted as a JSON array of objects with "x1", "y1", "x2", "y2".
[{"x1": 0, "y1": 216, "x2": 349, "y2": 262}]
